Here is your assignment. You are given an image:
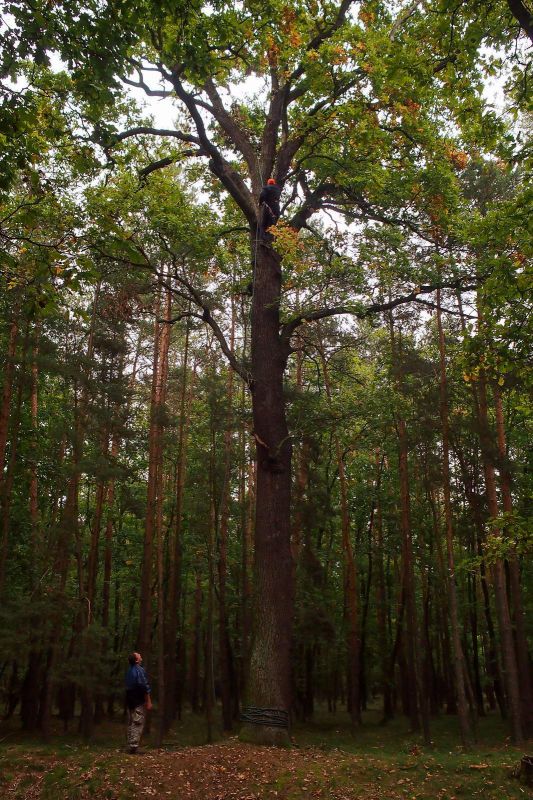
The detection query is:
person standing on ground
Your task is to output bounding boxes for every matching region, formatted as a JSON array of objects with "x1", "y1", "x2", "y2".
[{"x1": 125, "y1": 652, "x2": 152, "y2": 754}]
